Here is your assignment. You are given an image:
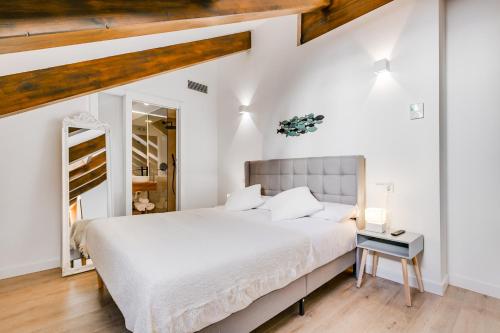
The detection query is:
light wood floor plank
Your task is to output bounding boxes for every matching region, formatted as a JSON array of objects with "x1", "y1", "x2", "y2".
[{"x1": 1, "y1": 269, "x2": 500, "y2": 333}]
